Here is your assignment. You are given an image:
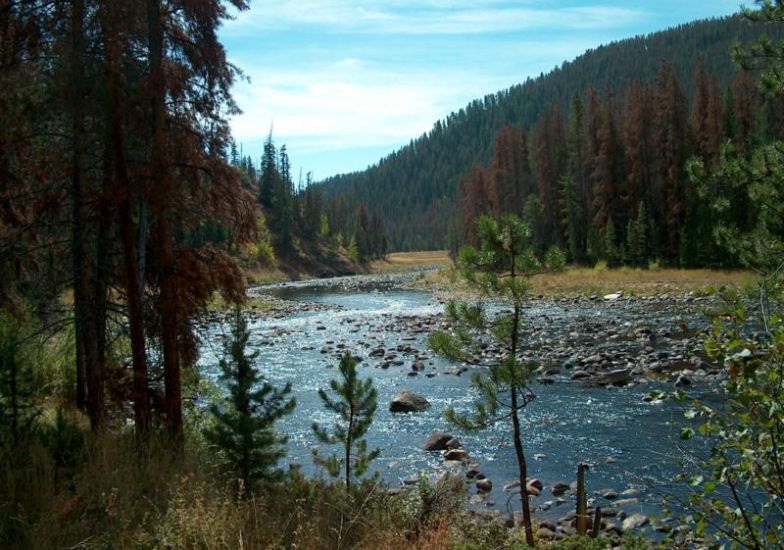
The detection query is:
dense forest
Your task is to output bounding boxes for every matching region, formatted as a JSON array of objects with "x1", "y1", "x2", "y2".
[
  {"x1": 454, "y1": 60, "x2": 784, "y2": 267},
  {"x1": 321, "y1": 15, "x2": 784, "y2": 254},
  {"x1": 0, "y1": 0, "x2": 385, "y2": 439},
  {"x1": 2, "y1": 0, "x2": 784, "y2": 548},
  {"x1": 230, "y1": 135, "x2": 389, "y2": 273}
]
